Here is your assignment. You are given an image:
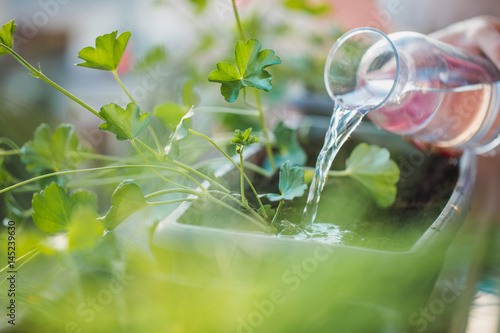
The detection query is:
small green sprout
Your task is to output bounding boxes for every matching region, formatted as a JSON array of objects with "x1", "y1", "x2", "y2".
[
  {"x1": 265, "y1": 161, "x2": 308, "y2": 227},
  {"x1": 232, "y1": 128, "x2": 258, "y2": 205}
]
